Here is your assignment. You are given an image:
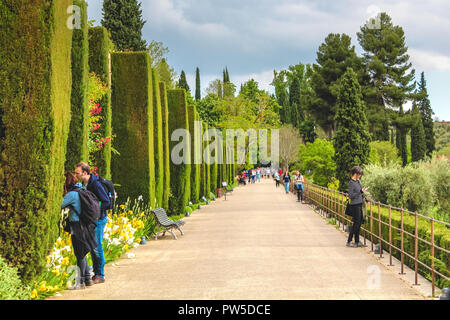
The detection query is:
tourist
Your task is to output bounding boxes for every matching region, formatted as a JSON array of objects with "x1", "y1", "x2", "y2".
[
  {"x1": 346, "y1": 166, "x2": 368, "y2": 248},
  {"x1": 61, "y1": 172, "x2": 97, "y2": 289},
  {"x1": 282, "y1": 171, "x2": 291, "y2": 194},
  {"x1": 75, "y1": 162, "x2": 110, "y2": 284},
  {"x1": 274, "y1": 171, "x2": 280, "y2": 188},
  {"x1": 295, "y1": 171, "x2": 305, "y2": 202},
  {"x1": 256, "y1": 168, "x2": 261, "y2": 182}
]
